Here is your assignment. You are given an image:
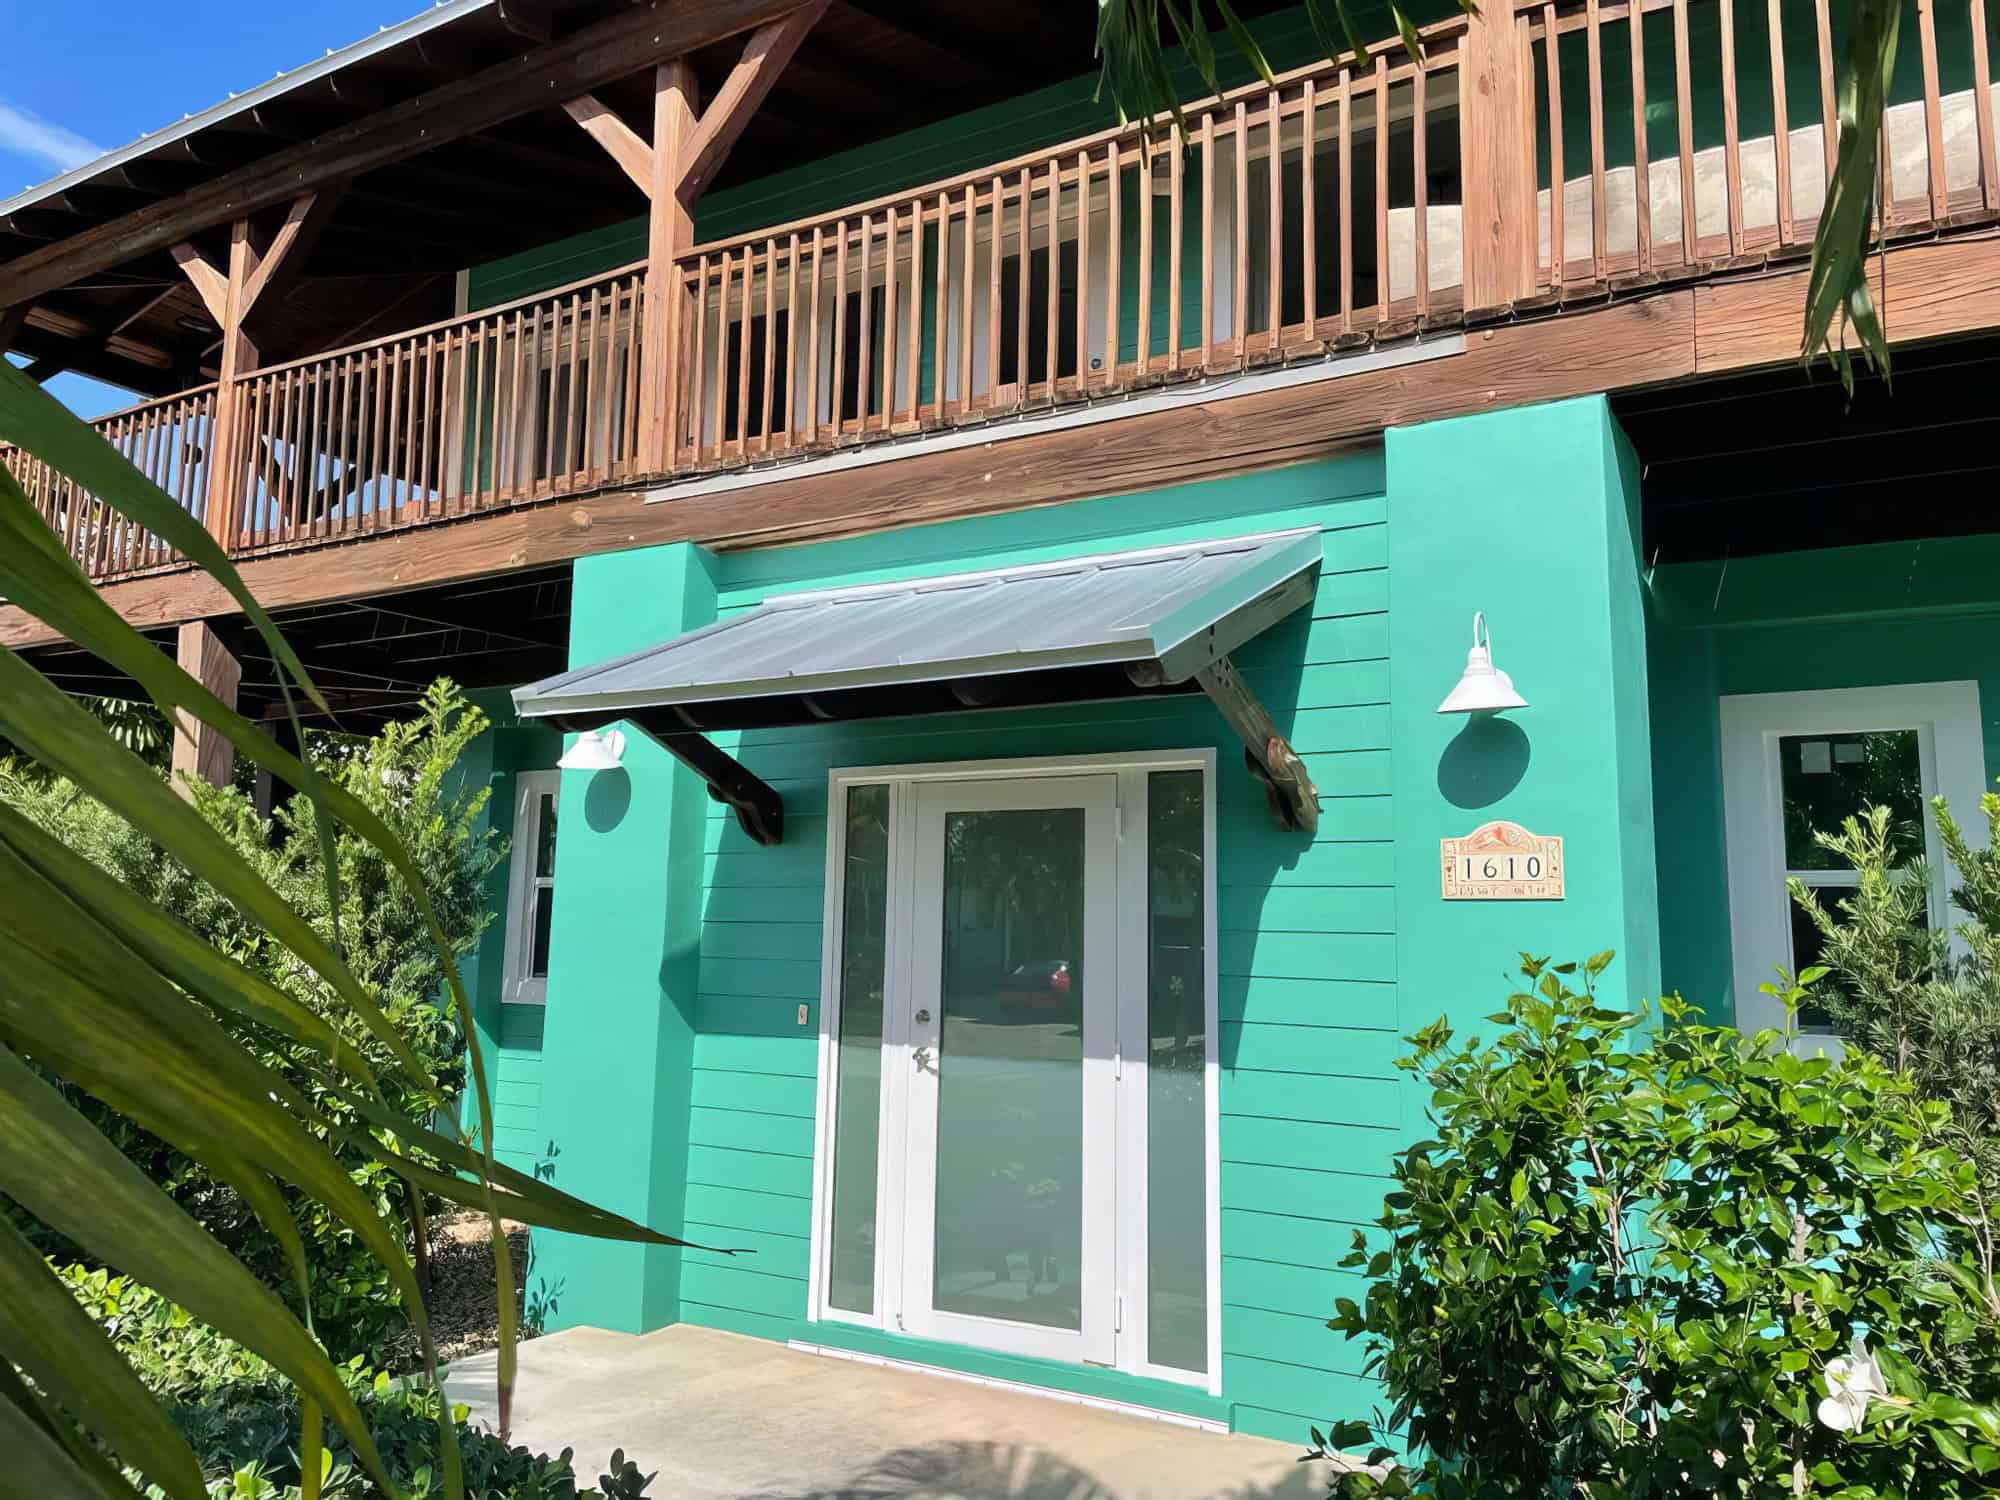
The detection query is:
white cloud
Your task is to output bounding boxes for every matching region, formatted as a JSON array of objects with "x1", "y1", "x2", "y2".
[{"x1": 0, "y1": 100, "x2": 104, "y2": 175}]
